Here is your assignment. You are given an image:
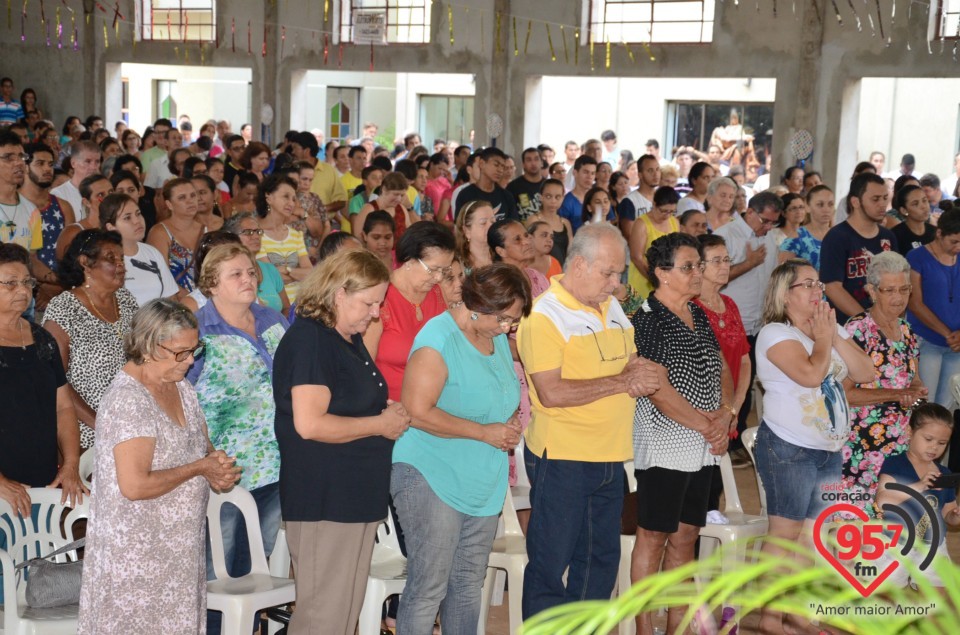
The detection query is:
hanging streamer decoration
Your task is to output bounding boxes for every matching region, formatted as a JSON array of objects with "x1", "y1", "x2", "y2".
[
  {"x1": 20, "y1": 0, "x2": 25, "y2": 42},
  {"x1": 71, "y1": 9, "x2": 76, "y2": 50},
  {"x1": 247, "y1": 19, "x2": 251, "y2": 55},
  {"x1": 281, "y1": 25, "x2": 285, "y2": 58},
  {"x1": 523, "y1": 19, "x2": 531, "y2": 55},
  {"x1": 561, "y1": 25, "x2": 569, "y2": 64},
  {"x1": 605, "y1": 37, "x2": 611, "y2": 70},
  {"x1": 262, "y1": 22, "x2": 267, "y2": 57},
  {"x1": 7, "y1": 0, "x2": 10, "y2": 30},
  {"x1": 369, "y1": 41, "x2": 374, "y2": 71},
  {"x1": 231, "y1": 17, "x2": 235, "y2": 52},
  {"x1": 846, "y1": 0, "x2": 862, "y2": 31},
  {"x1": 103, "y1": 18, "x2": 107, "y2": 48},
  {"x1": 874, "y1": 0, "x2": 884, "y2": 43},
  {"x1": 623, "y1": 39, "x2": 636, "y2": 64},
  {"x1": 183, "y1": 11, "x2": 188, "y2": 43},
  {"x1": 574, "y1": 27, "x2": 580, "y2": 65},
  {"x1": 56, "y1": 5, "x2": 61, "y2": 48},
  {"x1": 545, "y1": 23, "x2": 556, "y2": 61},
  {"x1": 323, "y1": 33, "x2": 329, "y2": 64},
  {"x1": 43, "y1": 0, "x2": 51, "y2": 46},
  {"x1": 448, "y1": 4, "x2": 453, "y2": 45},
  {"x1": 512, "y1": 15, "x2": 518, "y2": 56},
  {"x1": 495, "y1": 11, "x2": 502, "y2": 54},
  {"x1": 587, "y1": 30, "x2": 597, "y2": 71},
  {"x1": 830, "y1": 0, "x2": 842, "y2": 24},
  {"x1": 337, "y1": 40, "x2": 343, "y2": 67}
]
